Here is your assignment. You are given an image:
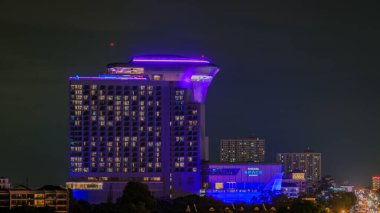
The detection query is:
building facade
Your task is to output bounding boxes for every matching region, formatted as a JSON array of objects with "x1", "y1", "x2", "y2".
[
  {"x1": 373, "y1": 176, "x2": 380, "y2": 190},
  {"x1": 67, "y1": 55, "x2": 219, "y2": 203},
  {"x1": 277, "y1": 150, "x2": 321, "y2": 183},
  {"x1": 281, "y1": 171, "x2": 307, "y2": 196},
  {"x1": 202, "y1": 163, "x2": 282, "y2": 203},
  {"x1": 281, "y1": 182, "x2": 299, "y2": 199},
  {"x1": 0, "y1": 185, "x2": 69, "y2": 213},
  {"x1": 220, "y1": 137, "x2": 265, "y2": 163},
  {"x1": 0, "y1": 178, "x2": 10, "y2": 190}
]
